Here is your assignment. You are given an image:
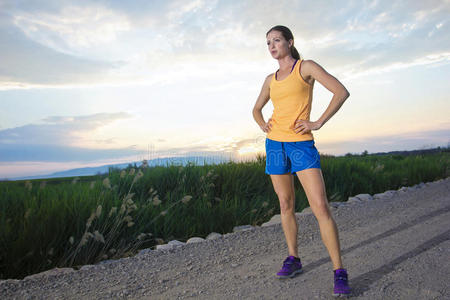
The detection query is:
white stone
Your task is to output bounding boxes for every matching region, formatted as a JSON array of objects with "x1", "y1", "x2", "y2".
[
  {"x1": 355, "y1": 194, "x2": 373, "y2": 201},
  {"x1": 347, "y1": 197, "x2": 362, "y2": 204},
  {"x1": 373, "y1": 190, "x2": 397, "y2": 199},
  {"x1": 168, "y1": 240, "x2": 185, "y2": 246},
  {"x1": 137, "y1": 248, "x2": 153, "y2": 256},
  {"x1": 79, "y1": 264, "x2": 97, "y2": 271},
  {"x1": 301, "y1": 207, "x2": 313, "y2": 214},
  {"x1": 398, "y1": 186, "x2": 409, "y2": 192},
  {"x1": 261, "y1": 214, "x2": 281, "y2": 227},
  {"x1": 329, "y1": 201, "x2": 346, "y2": 208},
  {"x1": 186, "y1": 237, "x2": 205, "y2": 243},
  {"x1": 206, "y1": 232, "x2": 222, "y2": 240},
  {"x1": 233, "y1": 225, "x2": 255, "y2": 232}
]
